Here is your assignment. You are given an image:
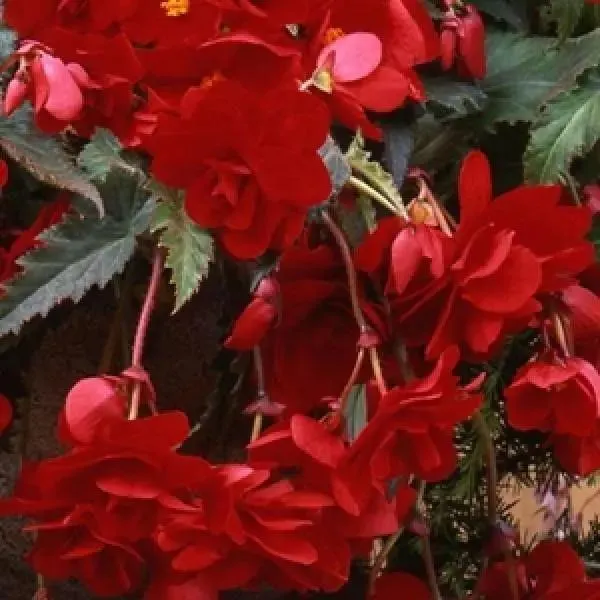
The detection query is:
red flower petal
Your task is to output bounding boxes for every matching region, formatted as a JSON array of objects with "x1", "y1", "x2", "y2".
[
  {"x1": 390, "y1": 227, "x2": 422, "y2": 295},
  {"x1": 37, "y1": 54, "x2": 84, "y2": 121},
  {"x1": 317, "y1": 32, "x2": 383, "y2": 83},
  {"x1": 290, "y1": 415, "x2": 345, "y2": 467},
  {"x1": 64, "y1": 377, "x2": 127, "y2": 444},
  {"x1": 457, "y1": 150, "x2": 492, "y2": 242}
]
